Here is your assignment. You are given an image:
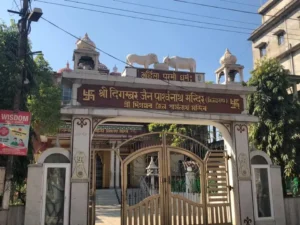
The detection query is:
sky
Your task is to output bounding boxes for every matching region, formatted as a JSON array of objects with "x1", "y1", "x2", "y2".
[{"x1": 1, "y1": 0, "x2": 267, "y2": 82}]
